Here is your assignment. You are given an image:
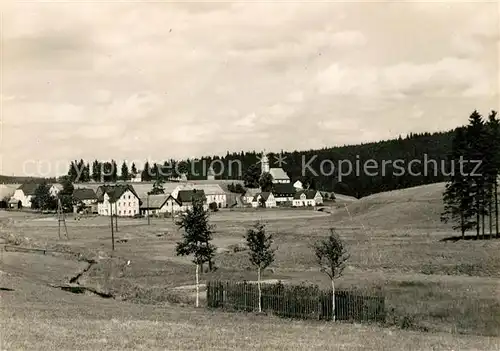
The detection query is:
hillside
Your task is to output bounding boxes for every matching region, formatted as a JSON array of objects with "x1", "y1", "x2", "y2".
[
  {"x1": 0, "y1": 175, "x2": 55, "y2": 184},
  {"x1": 330, "y1": 182, "x2": 448, "y2": 229}
]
